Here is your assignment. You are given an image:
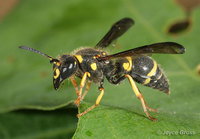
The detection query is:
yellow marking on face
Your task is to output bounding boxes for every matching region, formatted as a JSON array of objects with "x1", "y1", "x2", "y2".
[
  {"x1": 102, "y1": 52, "x2": 106, "y2": 55},
  {"x1": 74, "y1": 61, "x2": 77, "y2": 65},
  {"x1": 123, "y1": 62, "x2": 130, "y2": 71},
  {"x1": 53, "y1": 61, "x2": 61, "y2": 66},
  {"x1": 91, "y1": 63, "x2": 97, "y2": 71},
  {"x1": 157, "y1": 73, "x2": 162, "y2": 80},
  {"x1": 147, "y1": 61, "x2": 157, "y2": 77},
  {"x1": 75, "y1": 55, "x2": 83, "y2": 63},
  {"x1": 143, "y1": 78, "x2": 151, "y2": 85},
  {"x1": 54, "y1": 68, "x2": 60, "y2": 79},
  {"x1": 125, "y1": 57, "x2": 132, "y2": 71}
]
